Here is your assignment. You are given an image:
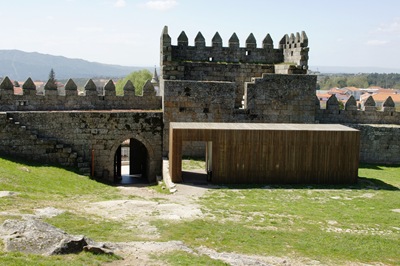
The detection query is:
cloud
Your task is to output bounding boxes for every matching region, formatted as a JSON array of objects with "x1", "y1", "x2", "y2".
[
  {"x1": 144, "y1": 0, "x2": 177, "y2": 11},
  {"x1": 366, "y1": 40, "x2": 389, "y2": 46},
  {"x1": 375, "y1": 17, "x2": 400, "y2": 33},
  {"x1": 114, "y1": 0, "x2": 126, "y2": 8},
  {"x1": 76, "y1": 26, "x2": 104, "y2": 33}
]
